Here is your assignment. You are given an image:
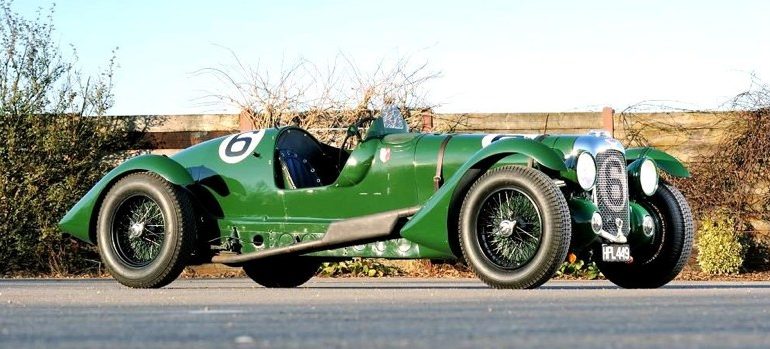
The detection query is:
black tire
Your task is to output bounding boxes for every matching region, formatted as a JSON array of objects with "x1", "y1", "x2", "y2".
[
  {"x1": 96, "y1": 172, "x2": 196, "y2": 288},
  {"x1": 459, "y1": 166, "x2": 571, "y2": 289},
  {"x1": 598, "y1": 183, "x2": 693, "y2": 288},
  {"x1": 242, "y1": 257, "x2": 320, "y2": 288}
]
